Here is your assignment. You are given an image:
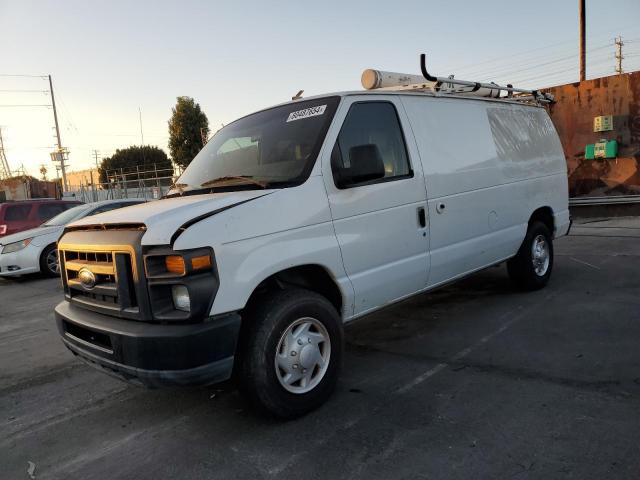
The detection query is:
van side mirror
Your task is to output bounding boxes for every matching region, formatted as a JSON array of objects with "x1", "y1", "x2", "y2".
[{"x1": 336, "y1": 144, "x2": 386, "y2": 188}]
